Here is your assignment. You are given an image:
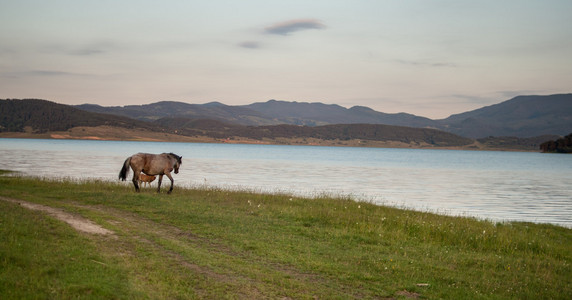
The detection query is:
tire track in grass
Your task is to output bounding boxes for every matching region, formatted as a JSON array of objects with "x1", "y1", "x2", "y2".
[
  {"x1": 0, "y1": 196, "x2": 114, "y2": 236},
  {"x1": 1, "y1": 195, "x2": 366, "y2": 298},
  {"x1": 69, "y1": 202, "x2": 364, "y2": 298}
]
